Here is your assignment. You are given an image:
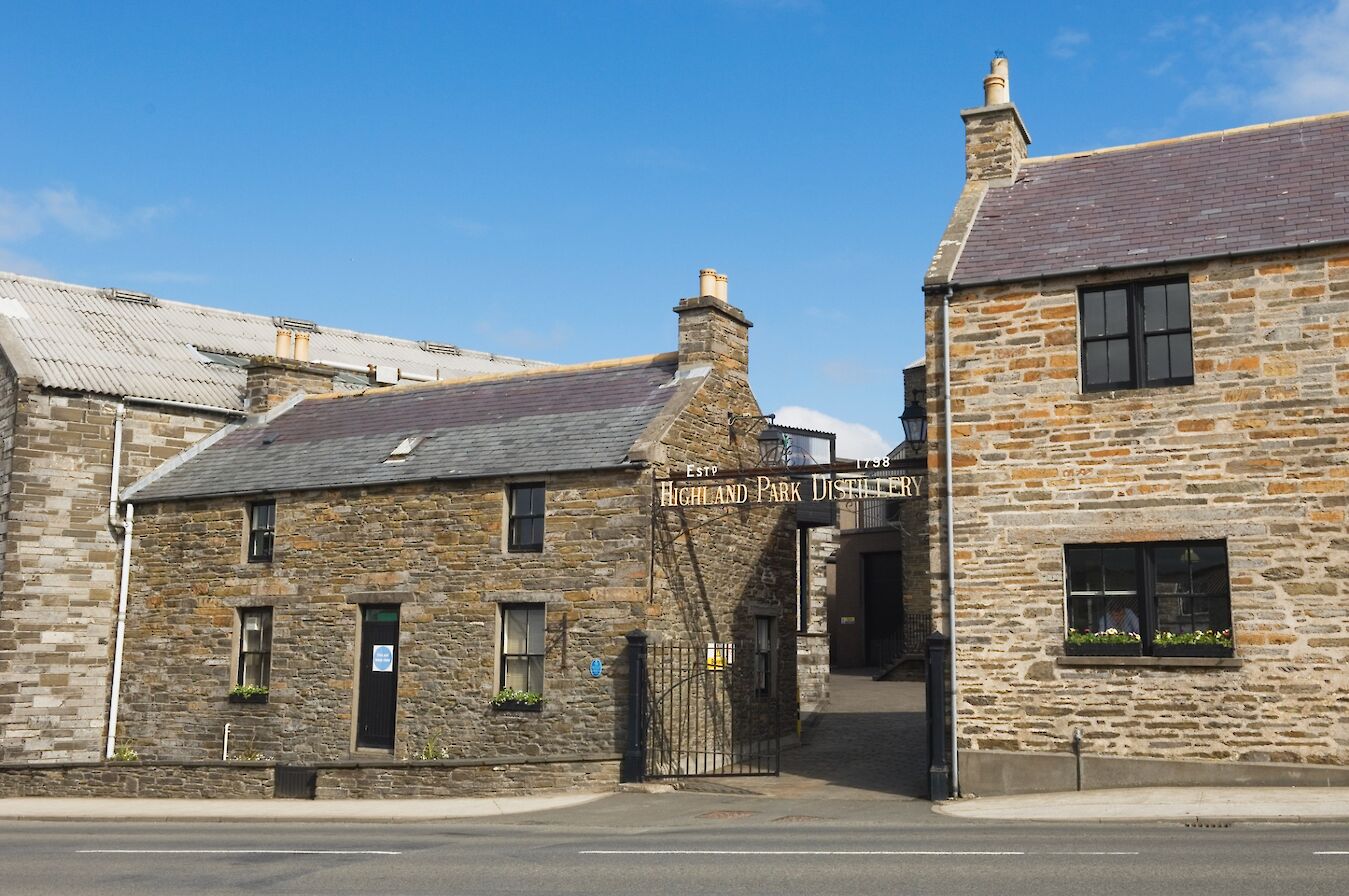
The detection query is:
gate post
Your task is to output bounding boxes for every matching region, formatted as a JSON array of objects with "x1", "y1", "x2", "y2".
[
  {"x1": 622, "y1": 629, "x2": 649, "y2": 783},
  {"x1": 925, "y1": 631, "x2": 951, "y2": 801}
]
